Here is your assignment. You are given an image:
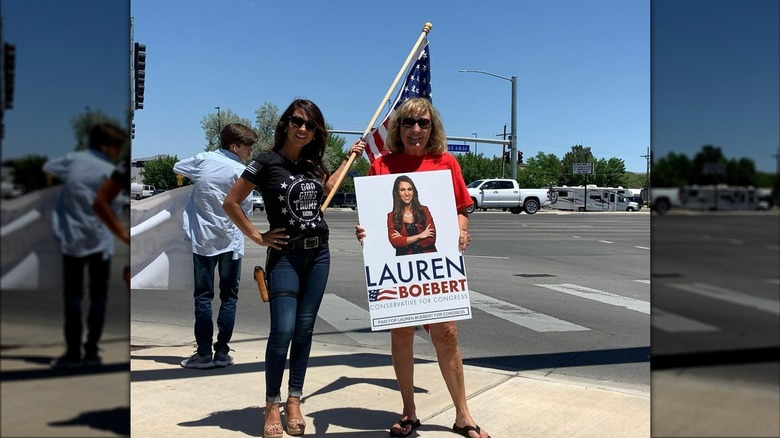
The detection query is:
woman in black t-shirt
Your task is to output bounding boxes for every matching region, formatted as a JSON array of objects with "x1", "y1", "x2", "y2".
[{"x1": 223, "y1": 99, "x2": 363, "y2": 438}]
